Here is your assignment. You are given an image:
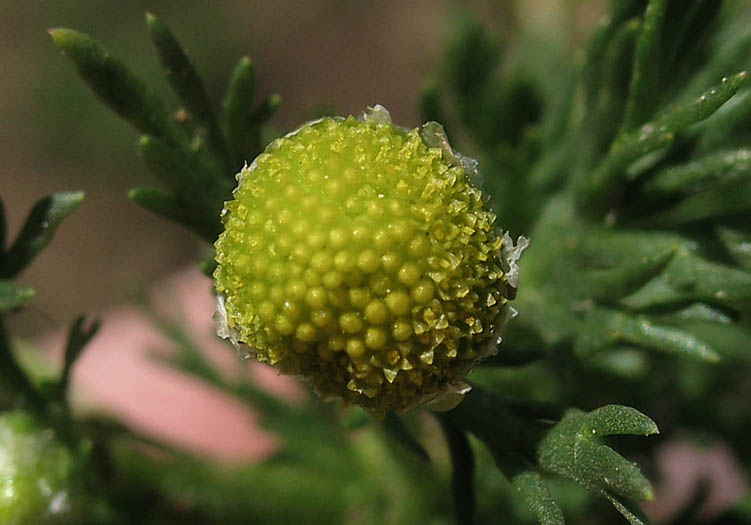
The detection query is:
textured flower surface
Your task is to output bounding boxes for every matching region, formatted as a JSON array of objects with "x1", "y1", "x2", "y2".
[{"x1": 214, "y1": 106, "x2": 526, "y2": 415}]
